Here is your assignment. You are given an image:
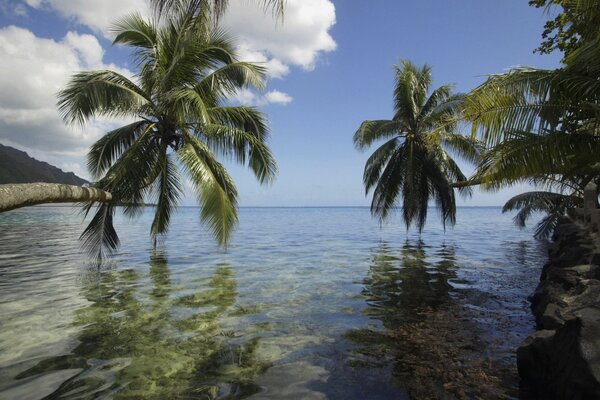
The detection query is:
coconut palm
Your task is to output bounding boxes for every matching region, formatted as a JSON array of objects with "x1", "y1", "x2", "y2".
[
  {"x1": 150, "y1": 0, "x2": 285, "y2": 22},
  {"x1": 353, "y1": 61, "x2": 480, "y2": 231},
  {"x1": 462, "y1": 0, "x2": 600, "y2": 236},
  {"x1": 58, "y1": 4, "x2": 277, "y2": 260}
]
